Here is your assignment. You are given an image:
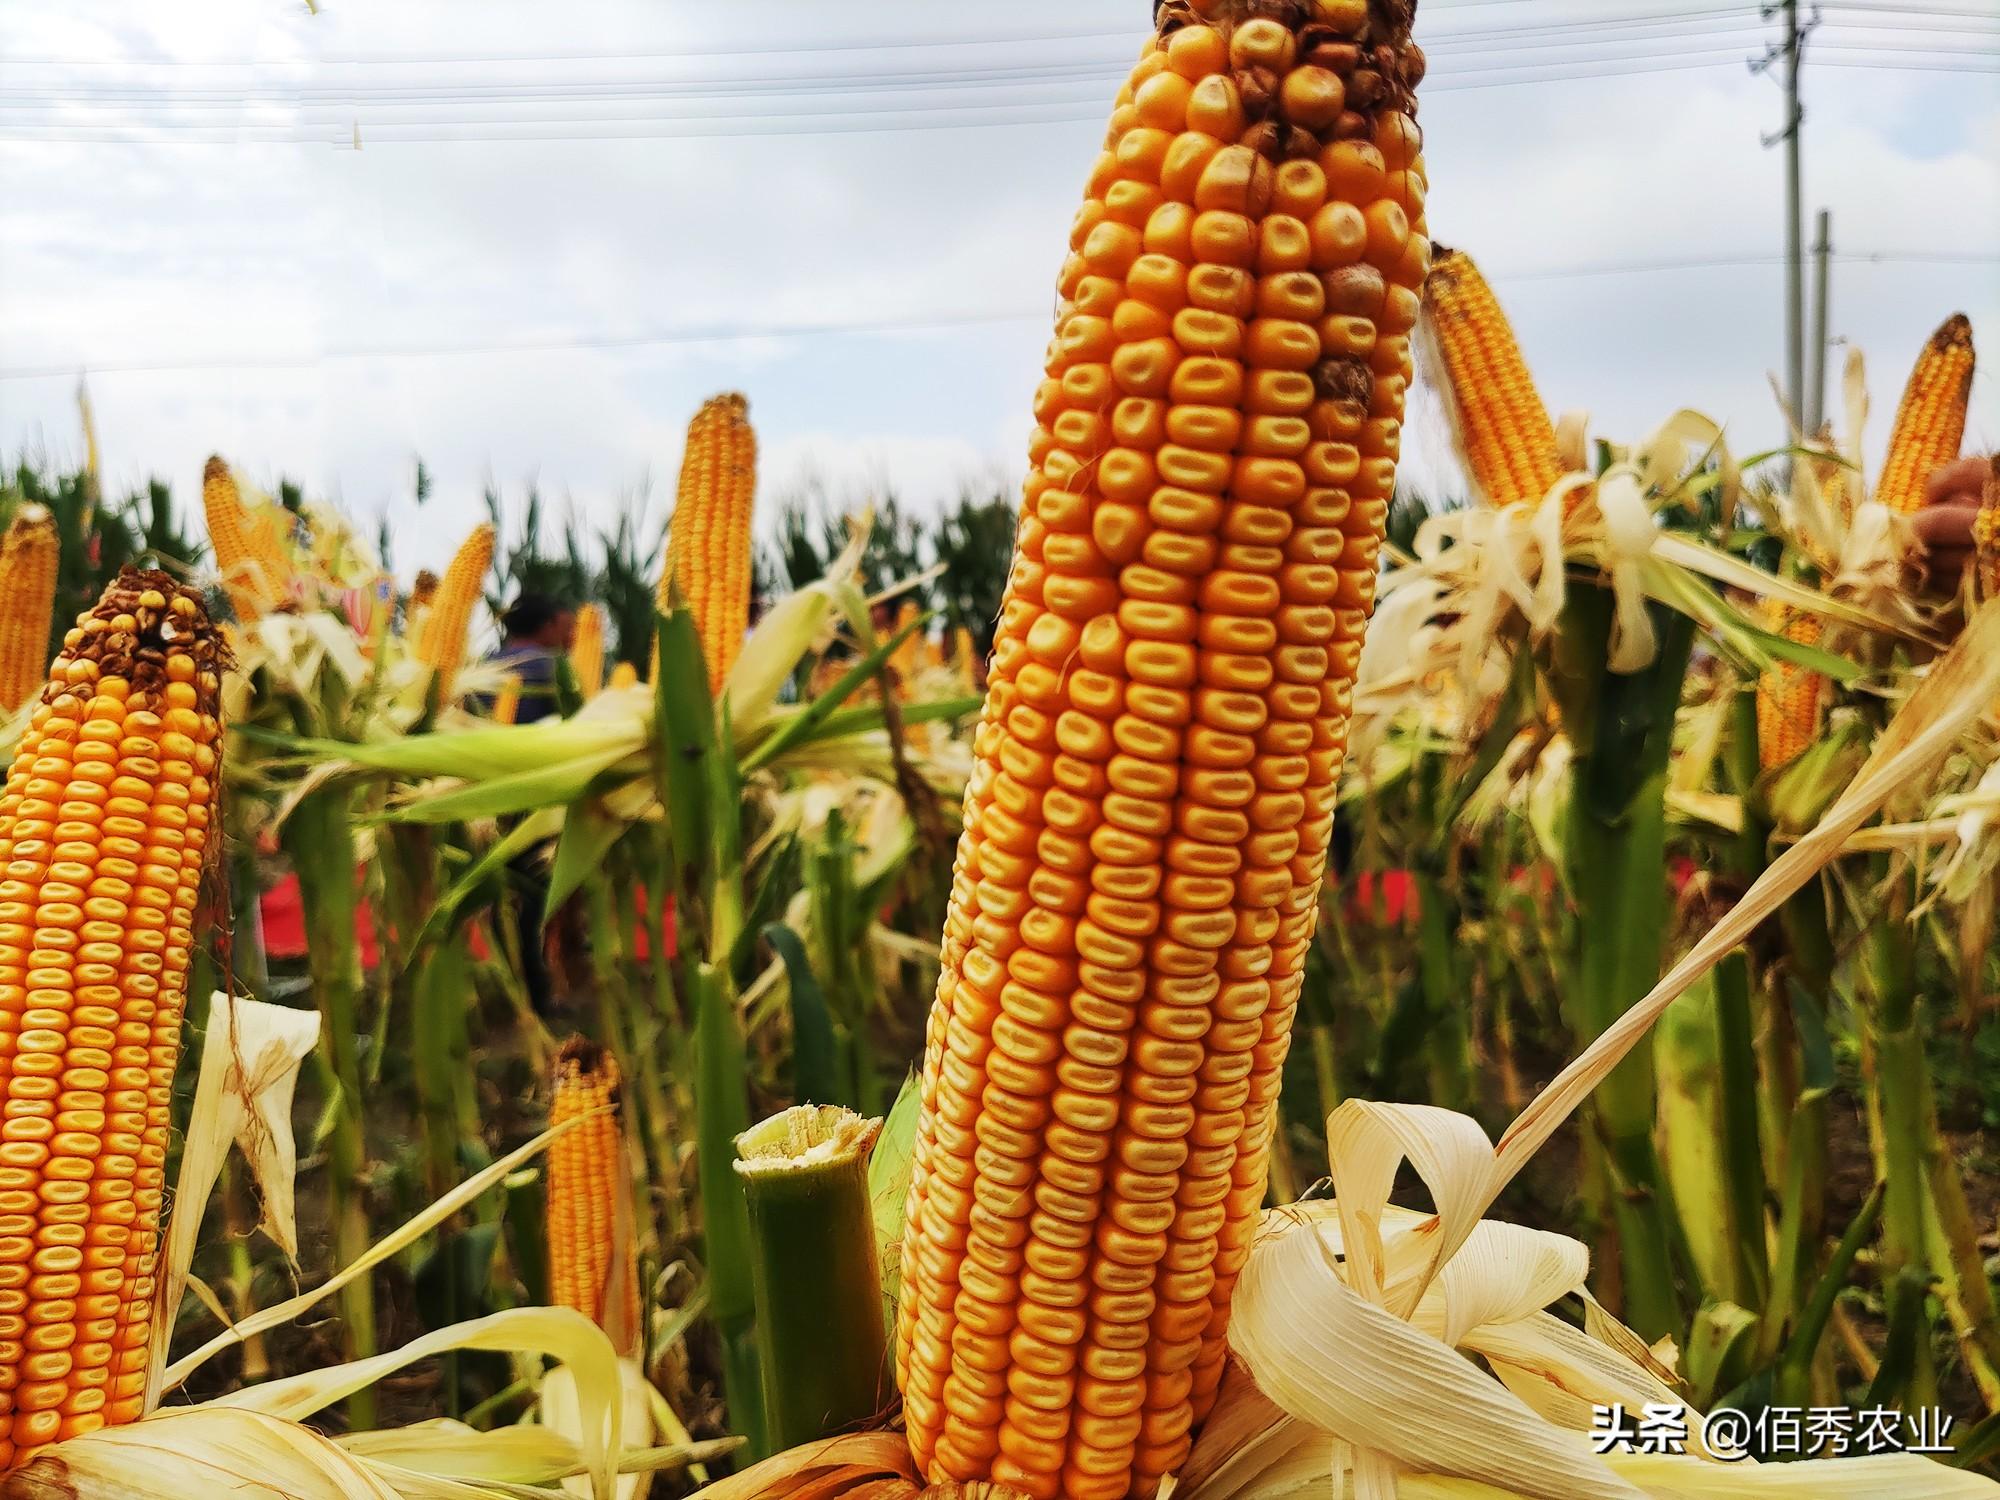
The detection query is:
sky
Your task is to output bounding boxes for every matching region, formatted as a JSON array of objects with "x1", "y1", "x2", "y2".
[{"x1": 0, "y1": 0, "x2": 1995, "y2": 576}]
